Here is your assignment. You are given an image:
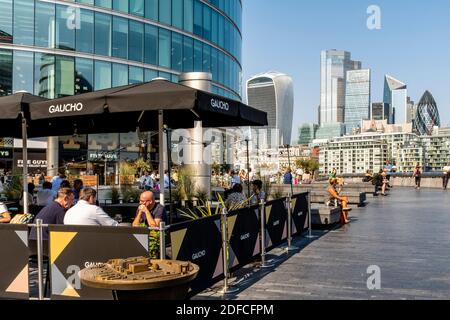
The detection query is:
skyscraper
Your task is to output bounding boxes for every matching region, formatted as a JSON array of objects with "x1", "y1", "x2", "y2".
[
  {"x1": 344, "y1": 69, "x2": 371, "y2": 134},
  {"x1": 414, "y1": 91, "x2": 441, "y2": 136},
  {"x1": 383, "y1": 75, "x2": 407, "y2": 124},
  {"x1": 371, "y1": 102, "x2": 389, "y2": 121},
  {"x1": 247, "y1": 72, "x2": 294, "y2": 145},
  {"x1": 406, "y1": 97, "x2": 416, "y2": 123},
  {"x1": 319, "y1": 50, "x2": 361, "y2": 125},
  {"x1": 298, "y1": 123, "x2": 318, "y2": 146}
]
